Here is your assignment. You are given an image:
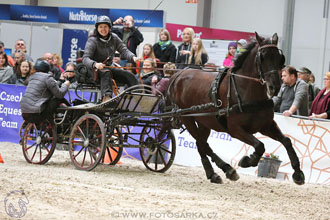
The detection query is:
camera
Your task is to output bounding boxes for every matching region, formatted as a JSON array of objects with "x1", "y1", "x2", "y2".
[{"x1": 122, "y1": 18, "x2": 127, "y2": 23}]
